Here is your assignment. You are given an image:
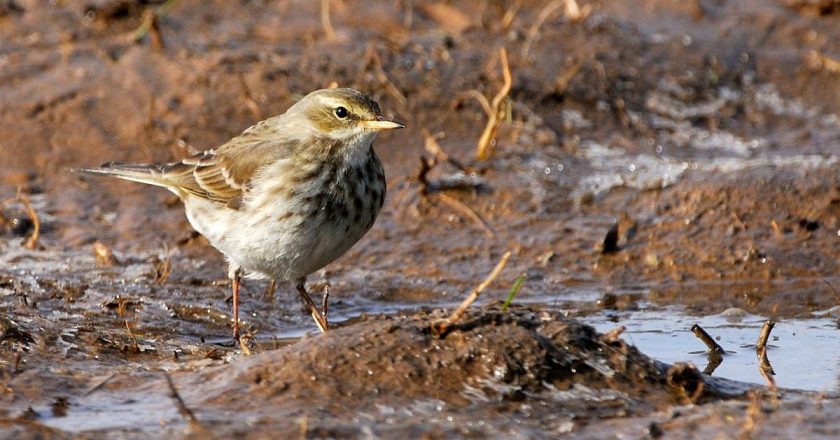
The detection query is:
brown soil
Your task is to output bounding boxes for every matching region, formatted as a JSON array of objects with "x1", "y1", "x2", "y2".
[{"x1": 2, "y1": 0, "x2": 840, "y2": 438}]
